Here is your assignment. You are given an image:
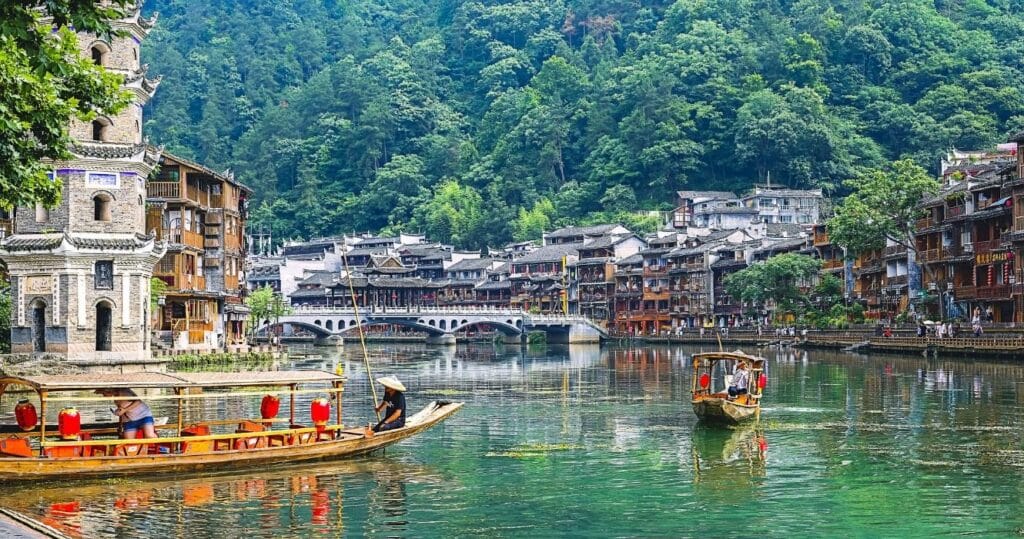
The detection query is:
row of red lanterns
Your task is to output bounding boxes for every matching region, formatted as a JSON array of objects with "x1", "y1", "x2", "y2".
[
  {"x1": 697, "y1": 373, "x2": 768, "y2": 390},
  {"x1": 14, "y1": 394, "x2": 332, "y2": 439}
]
